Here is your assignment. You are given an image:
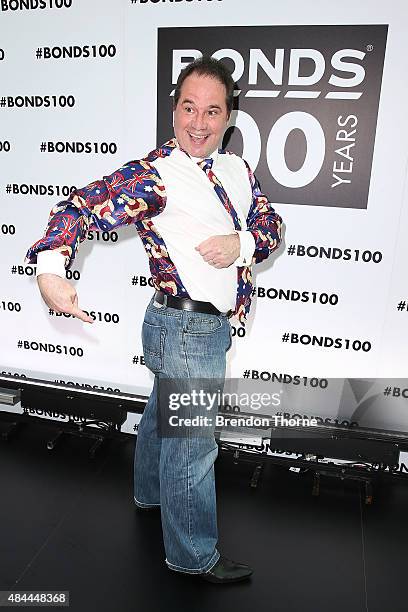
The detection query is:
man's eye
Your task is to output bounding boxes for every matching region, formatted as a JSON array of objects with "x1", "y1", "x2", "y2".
[{"x1": 184, "y1": 106, "x2": 193, "y2": 113}]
